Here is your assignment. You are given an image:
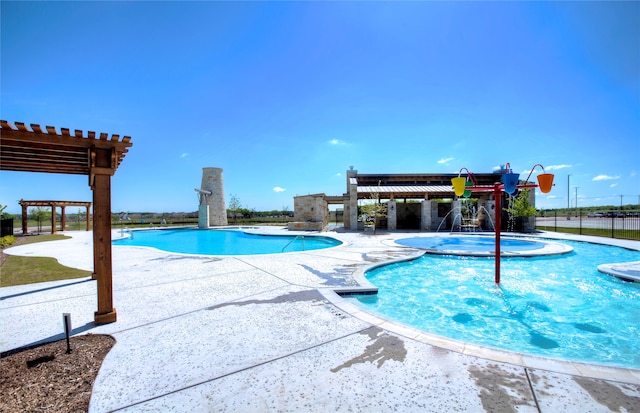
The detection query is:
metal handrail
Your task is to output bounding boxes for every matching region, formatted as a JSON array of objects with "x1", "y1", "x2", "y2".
[{"x1": 282, "y1": 234, "x2": 305, "y2": 252}]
